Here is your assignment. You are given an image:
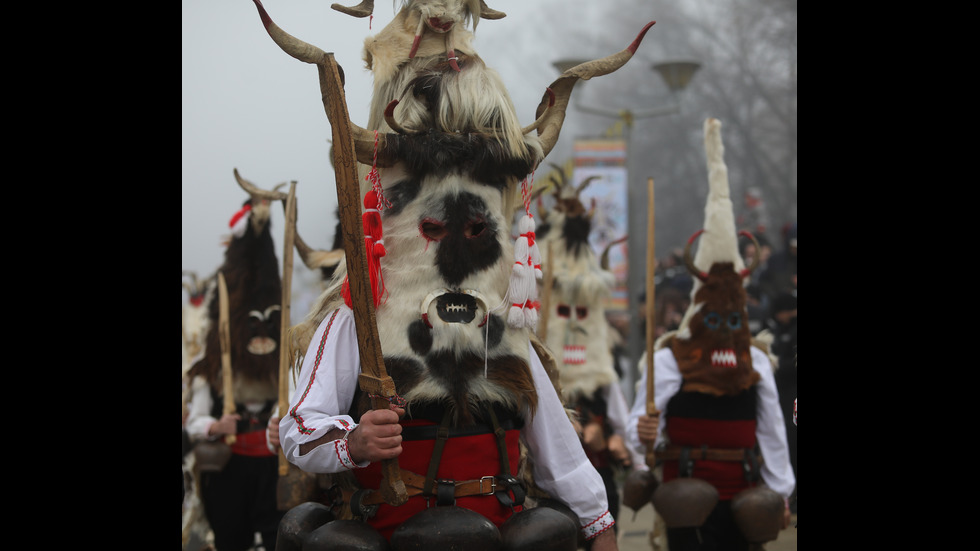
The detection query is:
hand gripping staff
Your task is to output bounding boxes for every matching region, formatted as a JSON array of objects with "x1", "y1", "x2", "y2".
[{"x1": 252, "y1": 0, "x2": 409, "y2": 504}]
